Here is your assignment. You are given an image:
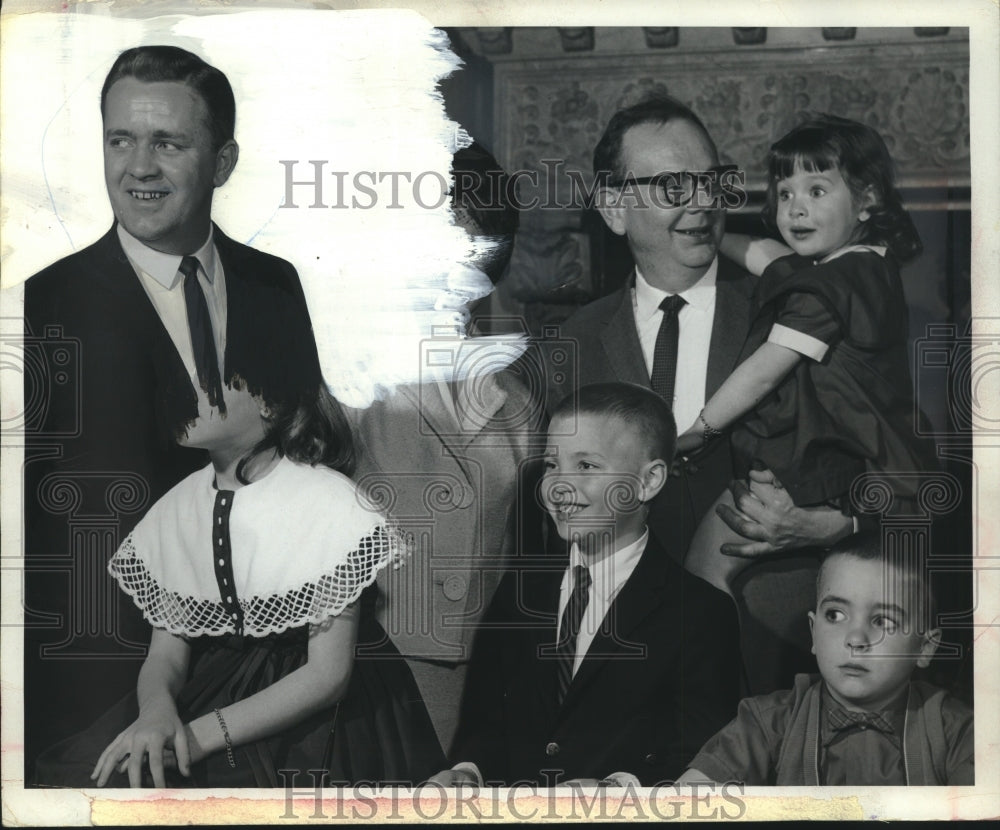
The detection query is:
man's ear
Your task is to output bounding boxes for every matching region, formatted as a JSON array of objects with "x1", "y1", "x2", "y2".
[
  {"x1": 596, "y1": 186, "x2": 627, "y2": 237},
  {"x1": 856, "y1": 184, "x2": 876, "y2": 223},
  {"x1": 638, "y1": 458, "x2": 668, "y2": 503},
  {"x1": 807, "y1": 611, "x2": 817, "y2": 655},
  {"x1": 213, "y1": 140, "x2": 240, "y2": 188},
  {"x1": 916, "y1": 628, "x2": 942, "y2": 669}
]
